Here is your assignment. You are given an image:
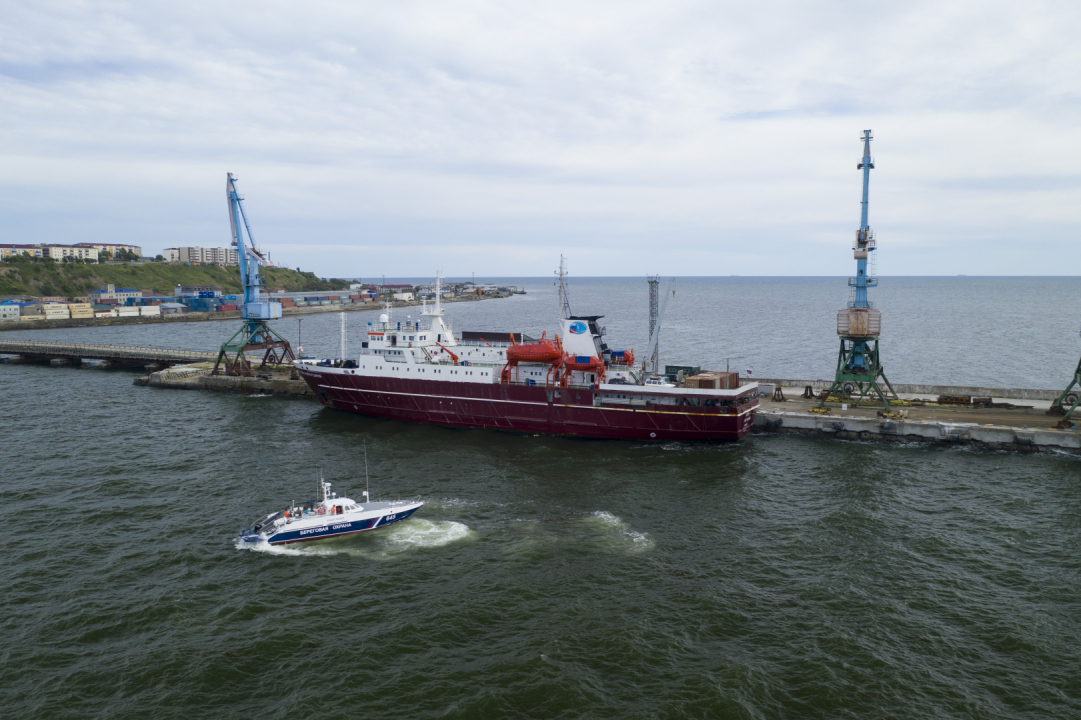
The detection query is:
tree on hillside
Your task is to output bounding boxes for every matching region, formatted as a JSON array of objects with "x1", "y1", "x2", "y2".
[{"x1": 98, "y1": 250, "x2": 112, "y2": 263}]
